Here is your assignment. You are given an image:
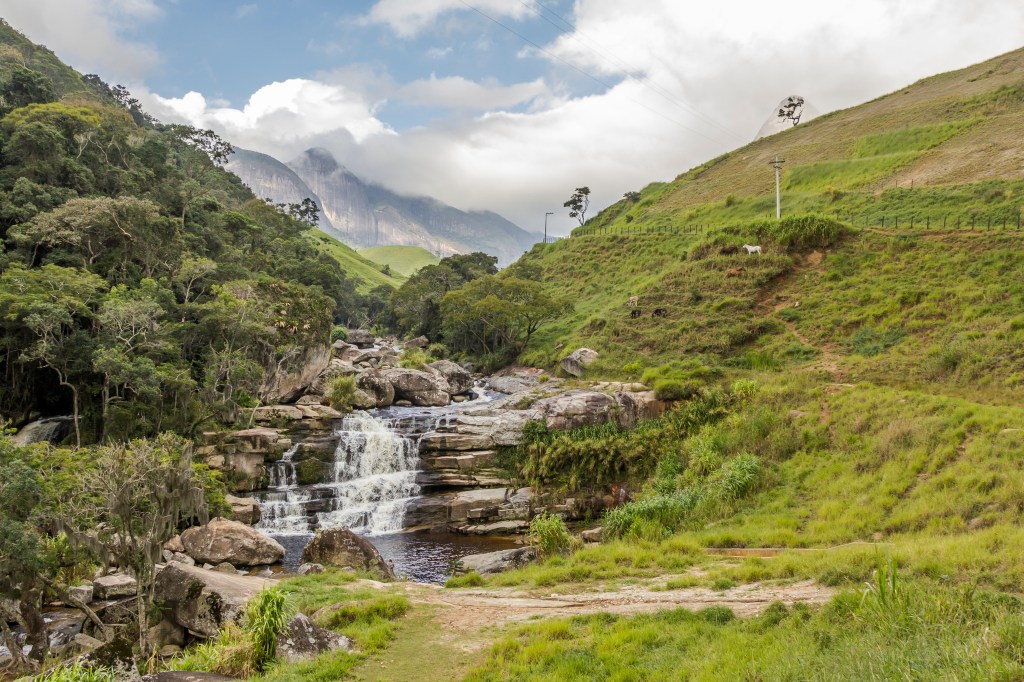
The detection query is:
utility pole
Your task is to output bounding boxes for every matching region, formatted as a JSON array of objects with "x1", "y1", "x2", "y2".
[
  {"x1": 544, "y1": 211, "x2": 554, "y2": 244},
  {"x1": 769, "y1": 157, "x2": 786, "y2": 219}
]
